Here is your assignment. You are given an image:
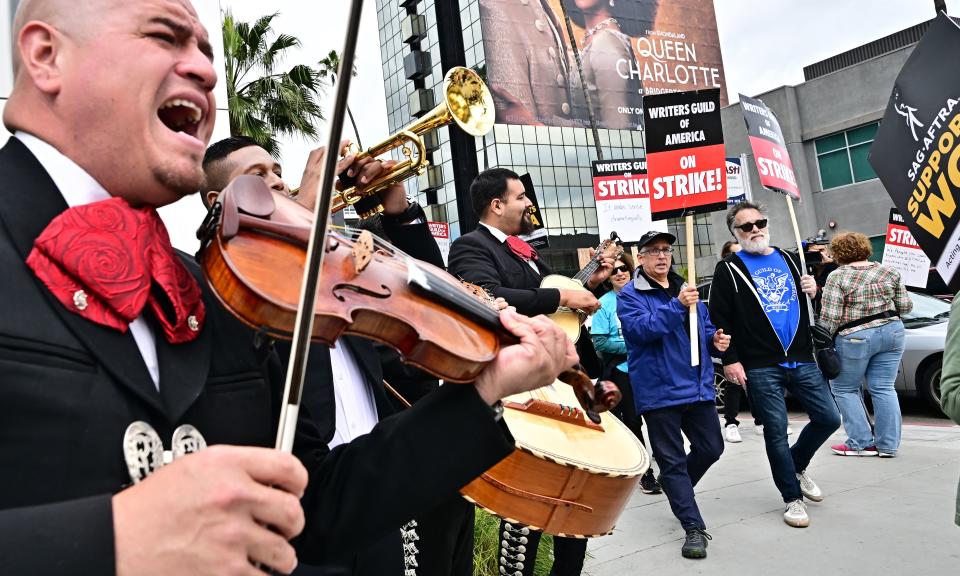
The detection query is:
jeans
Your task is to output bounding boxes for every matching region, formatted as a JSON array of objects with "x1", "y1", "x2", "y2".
[
  {"x1": 745, "y1": 363, "x2": 841, "y2": 502},
  {"x1": 643, "y1": 401, "x2": 724, "y2": 530},
  {"x1": 831, "y1": 321, "x2": 905, "y2": 453}
]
